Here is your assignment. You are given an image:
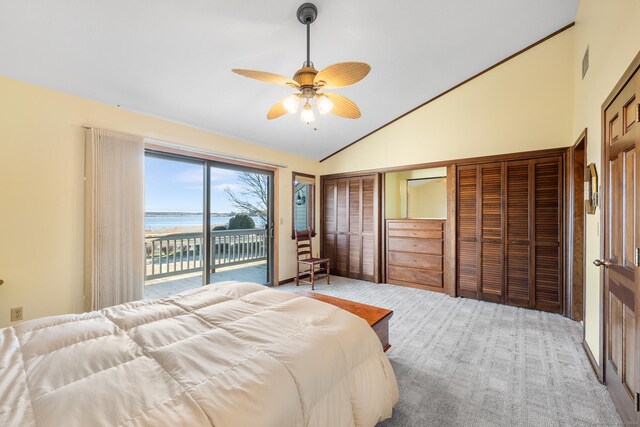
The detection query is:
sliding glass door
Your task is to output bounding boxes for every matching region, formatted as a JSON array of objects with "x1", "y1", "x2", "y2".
[
  {"x1": 144, "y1": 154, "x2": 206, "y2": 297},
  {"x1": 208, "y1": 164, "x2": 274, "y2": 285},
  {"x1": 143, "y1": 152, "x2": 274, "y2": 298}
]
